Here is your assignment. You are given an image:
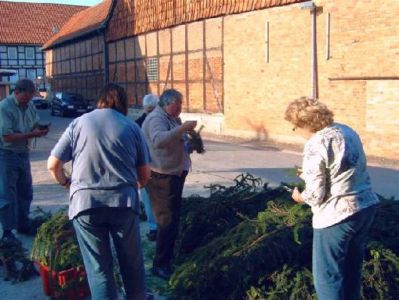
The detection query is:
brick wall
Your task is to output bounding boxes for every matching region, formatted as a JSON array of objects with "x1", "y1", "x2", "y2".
[
  {"x1": 220, "y1": 0, "x2": 399, "y2": 159},
  {"x1": 107, "y1": 18, "x2": 223, "y2": 111},
  {"x1": 45, "y1": 35, "x2": 104, "y2": 101},
  {"x1": 46, "y1": 0, "x2": 398, "y2": 159}
]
